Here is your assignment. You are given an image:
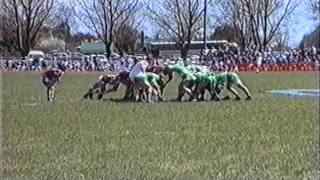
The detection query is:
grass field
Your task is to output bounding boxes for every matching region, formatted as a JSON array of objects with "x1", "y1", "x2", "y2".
[{"x1": 1, "y1": 72, "x2": 319, "y2": 180}]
